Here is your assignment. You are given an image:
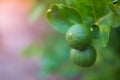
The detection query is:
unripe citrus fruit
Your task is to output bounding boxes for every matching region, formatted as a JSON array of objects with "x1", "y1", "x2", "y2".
[
  {"x1": 66, "y1": 24, "x2": 92, "y2": 50},
  {"x1": 70, "y1": 46, "x2": 96, "y2": 67}
]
